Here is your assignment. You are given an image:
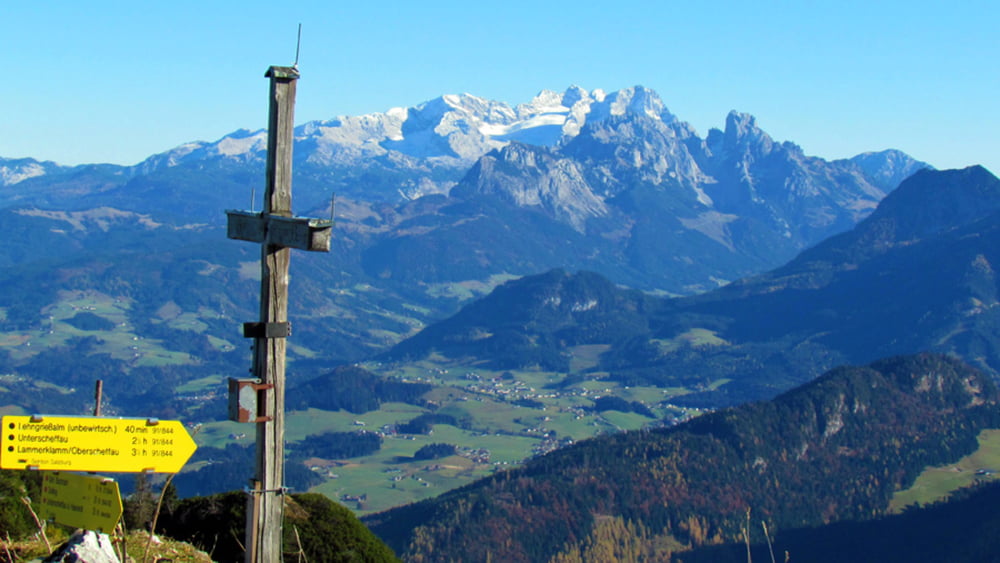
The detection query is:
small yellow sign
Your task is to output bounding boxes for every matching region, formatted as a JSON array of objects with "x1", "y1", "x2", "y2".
[
  {"x1": 1, "y1": 416, "x2": 197, "y2": 473},
  {"x1": 40, "y1": 472, "x2": 122, "y2": 532}
]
